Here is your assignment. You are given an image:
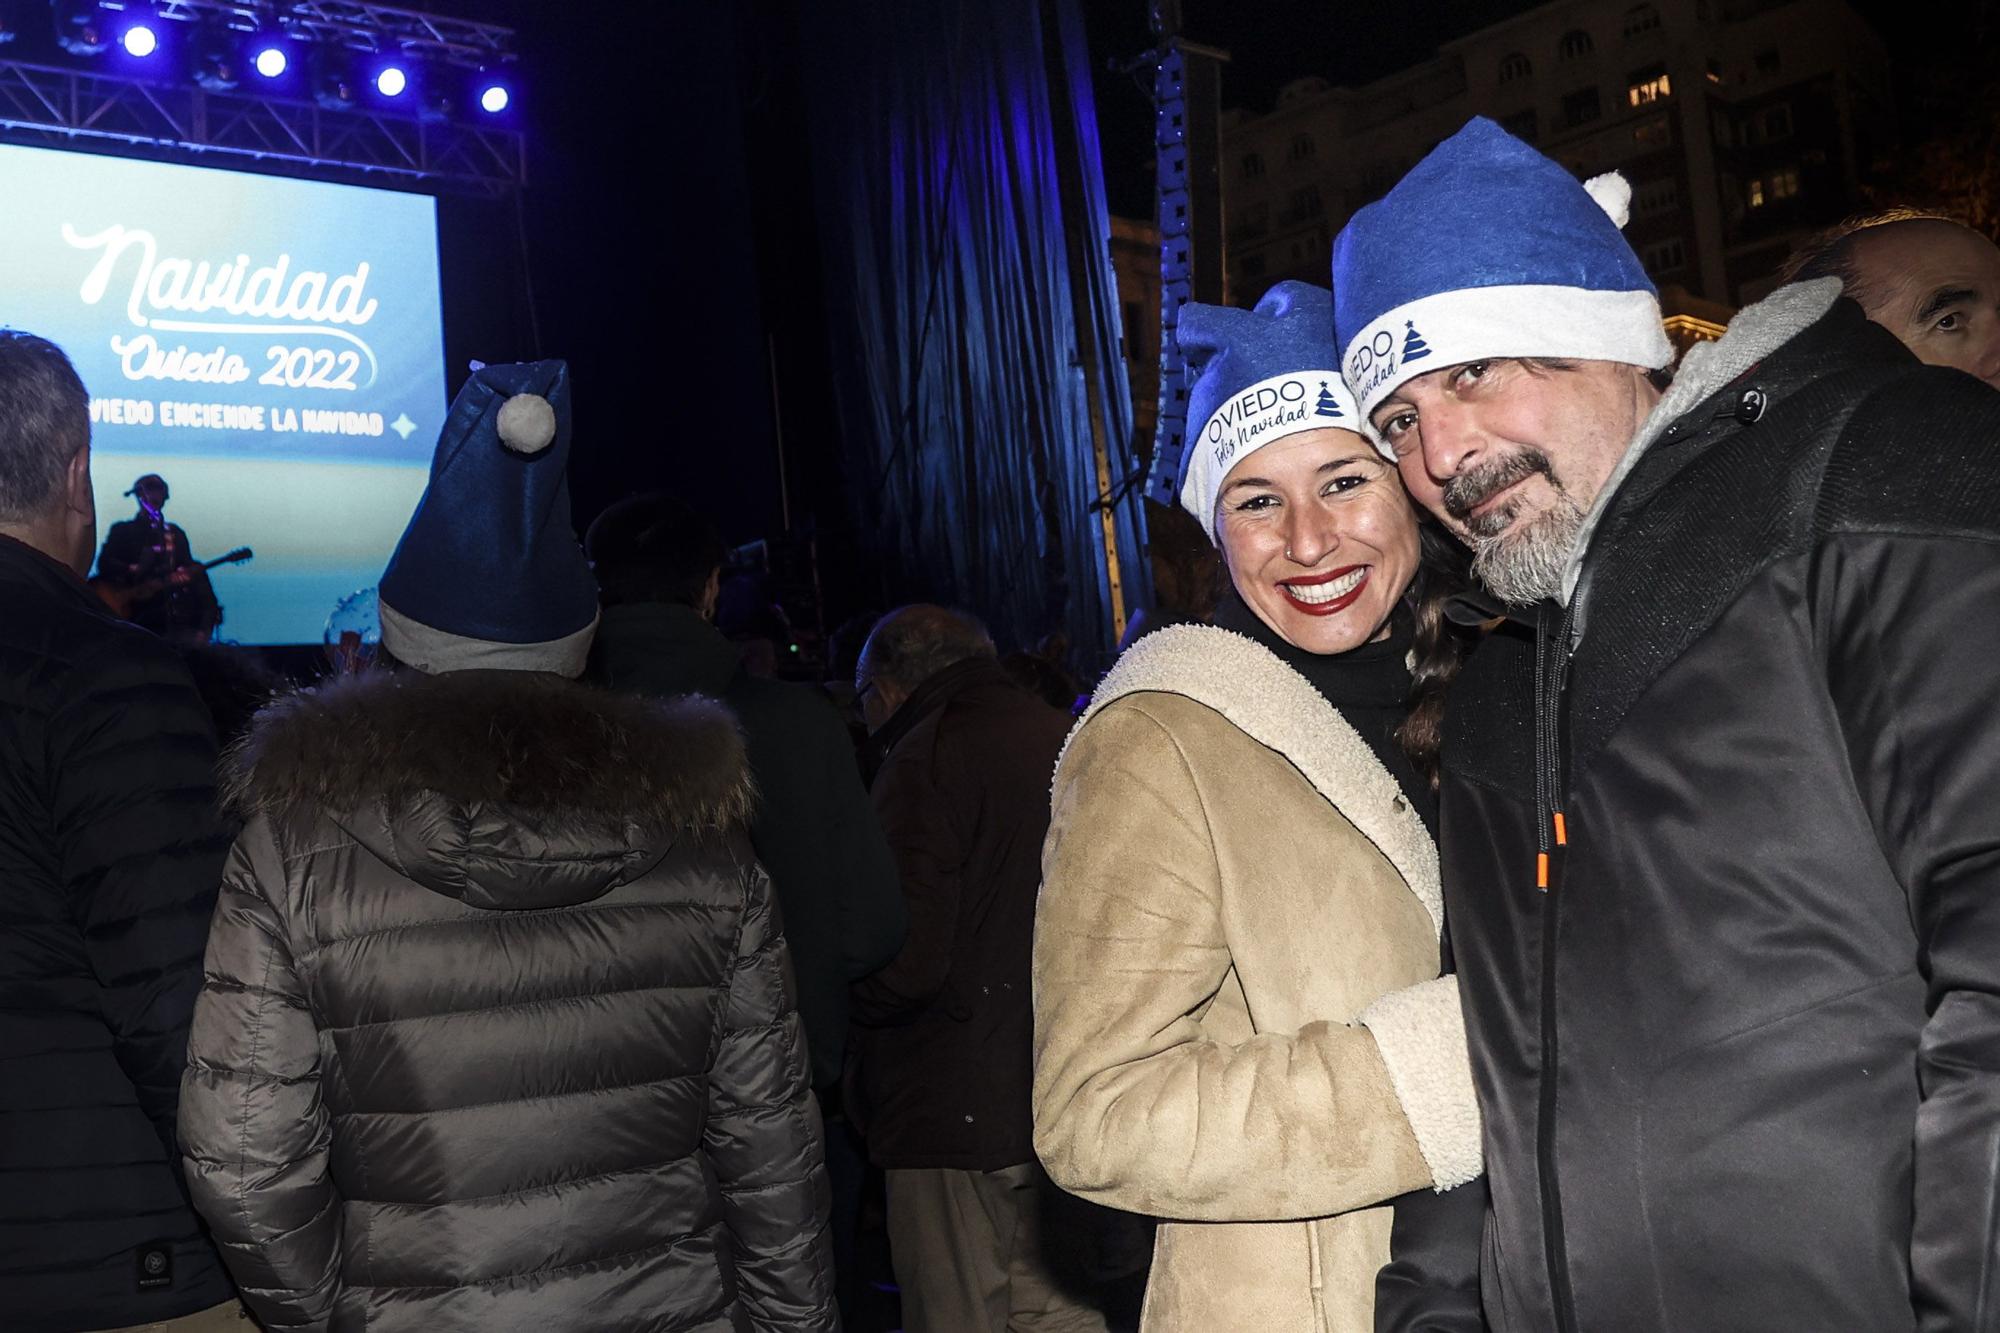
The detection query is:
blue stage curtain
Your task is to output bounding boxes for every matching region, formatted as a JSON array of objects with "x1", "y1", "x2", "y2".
[{"x1": 799, "y1": 0, "x2": 1151, "y2": 665}]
